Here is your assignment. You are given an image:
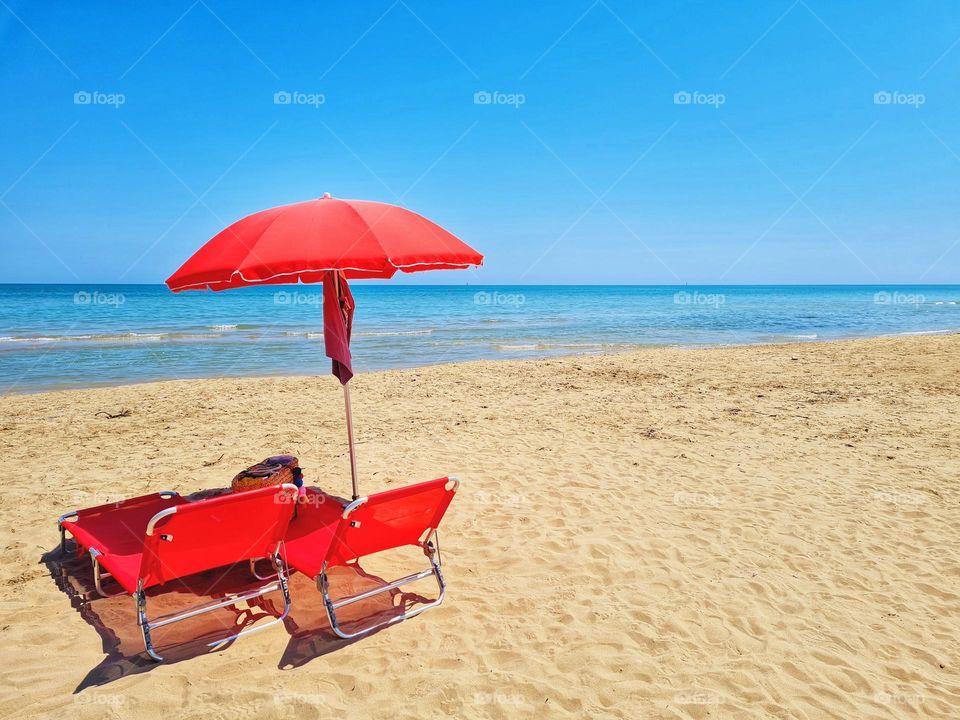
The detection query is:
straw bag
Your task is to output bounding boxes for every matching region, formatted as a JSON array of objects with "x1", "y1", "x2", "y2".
[{"x1": 231, "y1": 455, "x2": 301, "y2": 493}]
